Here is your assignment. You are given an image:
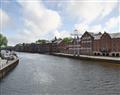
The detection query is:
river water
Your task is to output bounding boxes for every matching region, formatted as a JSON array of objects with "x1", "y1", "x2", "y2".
[{"x1": 0, "y1": 52, "x2": 120, "y2": 95}]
